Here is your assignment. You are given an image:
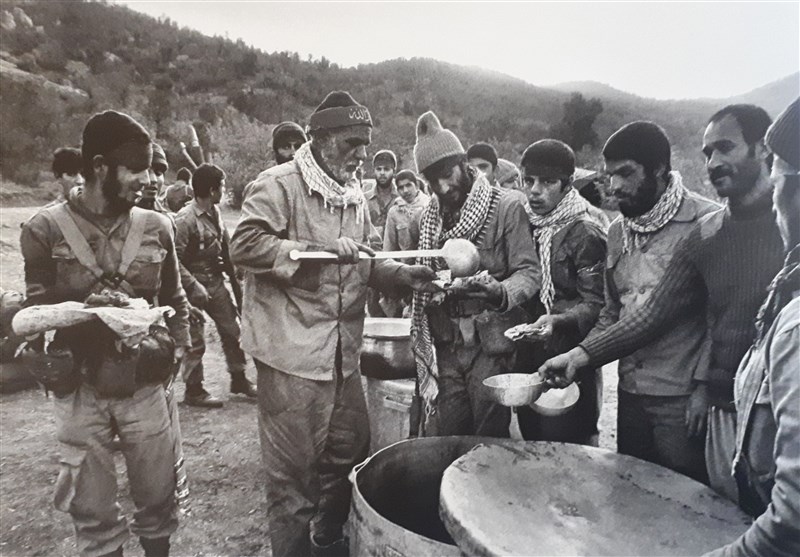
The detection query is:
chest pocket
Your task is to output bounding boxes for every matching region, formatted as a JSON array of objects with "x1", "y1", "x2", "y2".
[
  {"x1": 126, "y1": 245, "x2": 167, "y2": 293},
  {"x1": 52, "y1": 244, "x2": 99, "y2": 296}
]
